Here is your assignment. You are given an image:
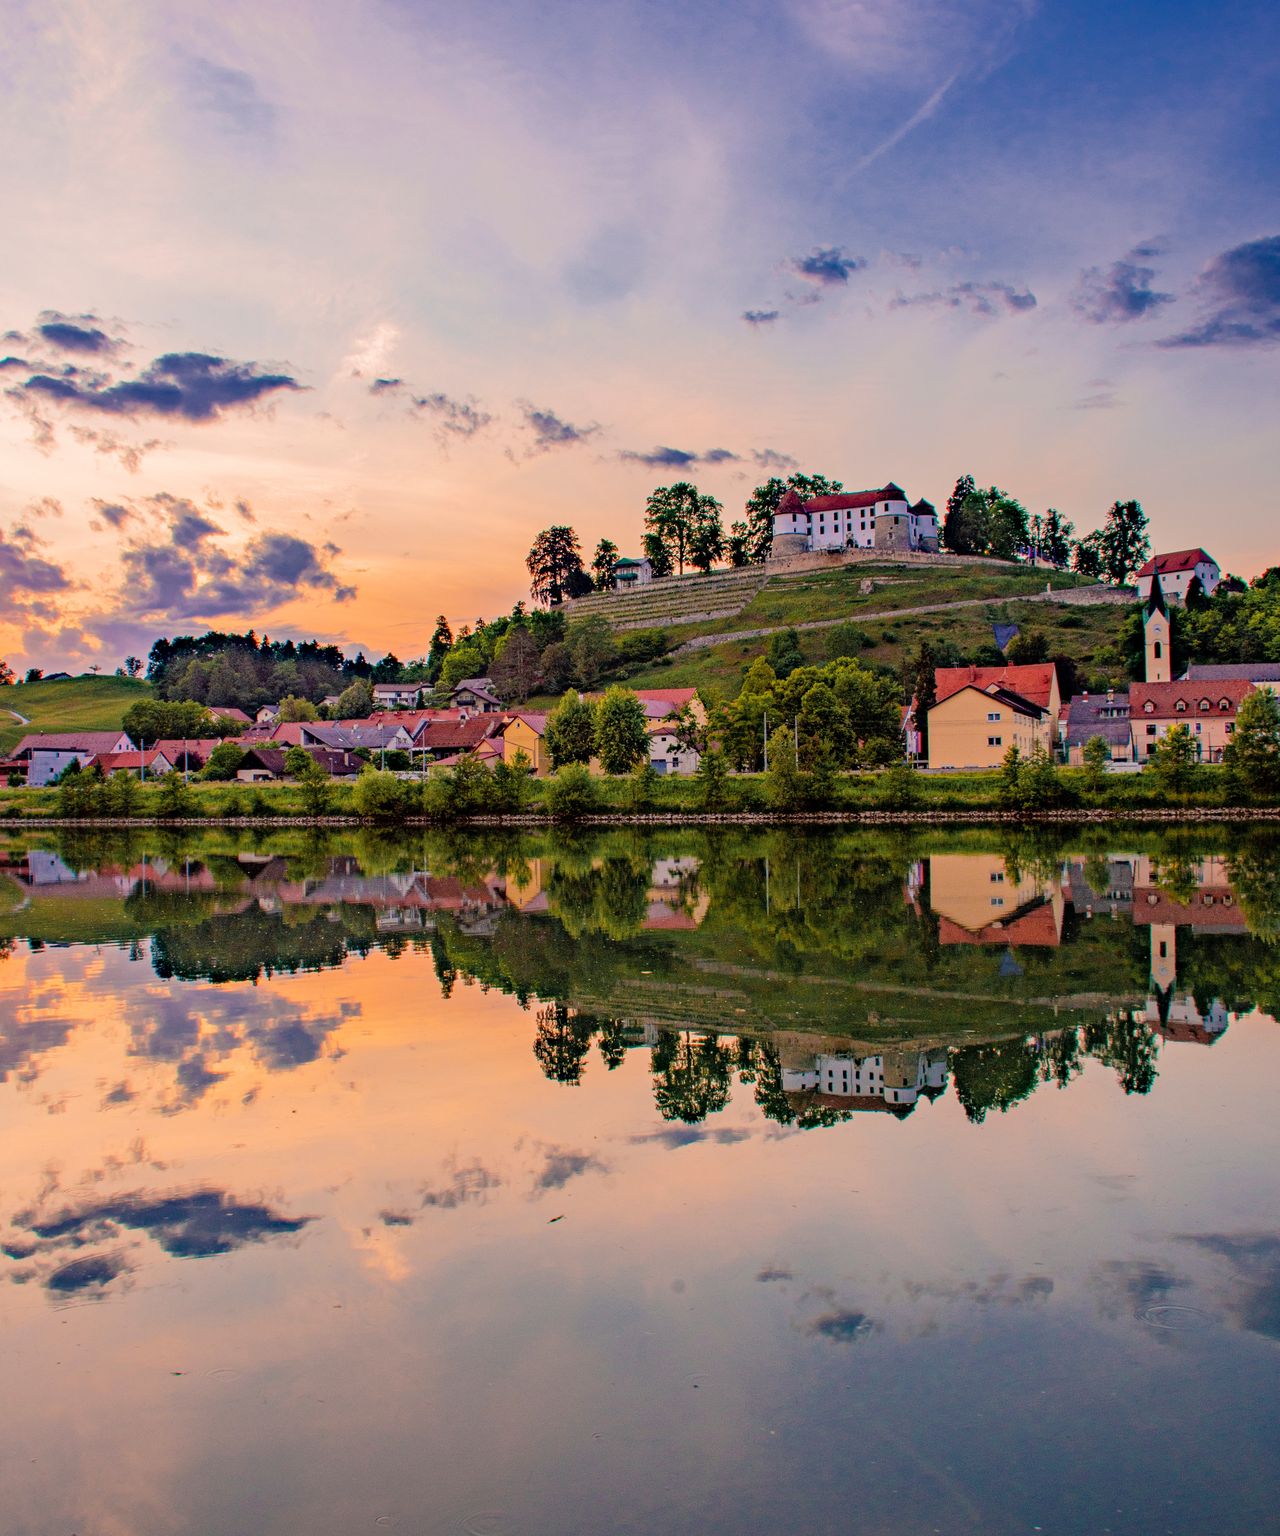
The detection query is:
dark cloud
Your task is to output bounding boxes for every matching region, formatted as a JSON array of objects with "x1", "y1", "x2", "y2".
[
  {"x1": 806, "y1": 1308, "x2": 877, "y2": 1342},
  {"x1": 185, "y1": 56, "x2": 277, "y2": 138},
  {"x1": 101, "y1": 1081, "x2": 136, "y2": 1107},
  {"x1": 1093, "y1": 1259, "x2": 1184, "y2": 1320},
  {"x1": 0, "y1": 525, "x2": 73, "y2": 611},
  {"x1": 619, "y1": 445, "x2": 740, "y2": 468},
  {"x1": 24, "y1": 1188, "x2": 312, "y2": 1259},
  {"x1": 742, "y1": 309, "x2": 780, "y2": 327},
  {"x1": 0, "y1": 1008, "x2": 79, "y2": 1084},
  {"x1": 91, "y1": 499, "x2": 133, "y2": 529},
  {"x1": 47, "y1": 1252, "x2": 131, "y2": 1296},
  {"x1": 11, "y1": 351, "x2": 302, "y2": 422},
  {"x1": 786, "y1": 246, "x2": 866, "y2": 287},
  {"x1": 752, "y1": 448, "x2": 799, "y2": 471},
  {"x1": 1071, "y1": 253, "x2": 1174, "y2": 323},
  {"x1": 519, "y1": 403, "x2": 600, "y2": 454},
  {"x1": 1159, "y1": 235, "x2": 1280, "y2": 348},
  {"x1": 629, "y1": 1126, "x2": 751, "y2": 1148},
  {"x1": 36, "y1": 312, "x2": 121, "y2": 356},
  {"x1": 416, "y1": 1162, "x2": 501, "y2": 1211},
  {"x1": 533, "y1": 1145, "x2": 607, "y2": 1192},
  {"x1": 0, "y1": 355, "x2": 29, "y2": 372},
  {"x1": 369, "y1": 377, "x2": 404, "y2": 394},
  {"x1": 891, "y1": 280, "x2": 1037, "y2": 316},
  {"x1": 756, "y1": 1265, "x2": 793, "y2": 1282}
]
